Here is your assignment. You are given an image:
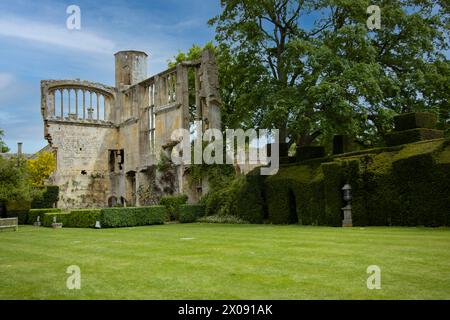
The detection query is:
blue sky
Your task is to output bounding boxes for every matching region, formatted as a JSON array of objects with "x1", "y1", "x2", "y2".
[{"x1": 0, "y1": 0, "x2": 221, "y2": 153}]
